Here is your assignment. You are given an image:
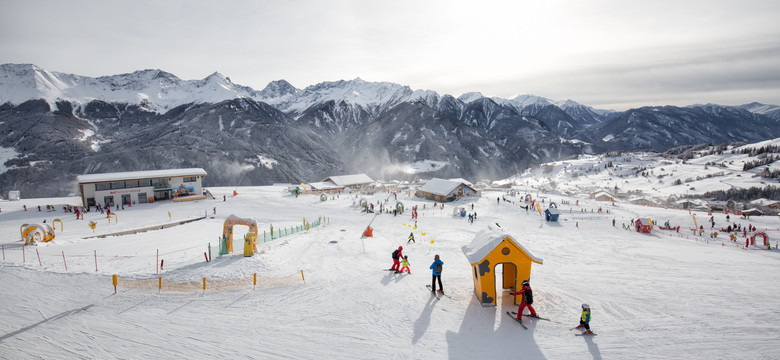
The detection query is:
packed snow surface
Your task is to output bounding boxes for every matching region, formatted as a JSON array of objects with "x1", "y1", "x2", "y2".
[{"x1": 1, "y1": 186, "x2": 779, "y2": 359}]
